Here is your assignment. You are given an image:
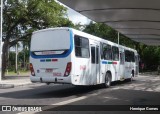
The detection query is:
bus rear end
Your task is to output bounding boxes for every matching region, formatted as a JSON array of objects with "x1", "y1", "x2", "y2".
[{"x1": 30, "y1": 28, "x2": 73, "y2": 84}]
